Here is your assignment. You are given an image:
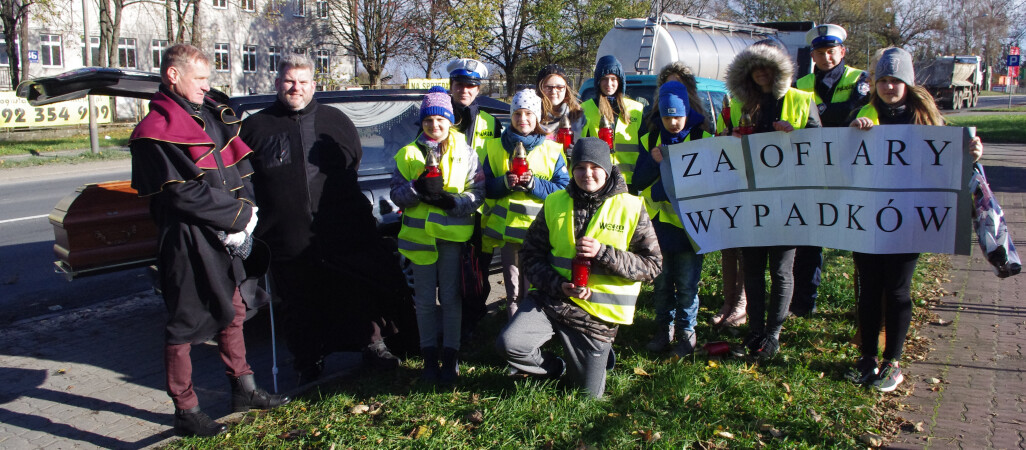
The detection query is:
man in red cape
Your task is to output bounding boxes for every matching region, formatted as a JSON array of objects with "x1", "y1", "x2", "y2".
[{"x1": 130, "y1": 44, "x2": 289, "y2": 437}]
